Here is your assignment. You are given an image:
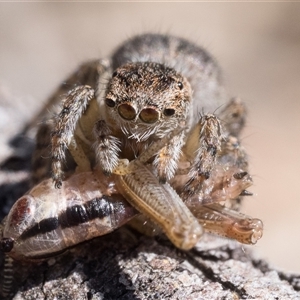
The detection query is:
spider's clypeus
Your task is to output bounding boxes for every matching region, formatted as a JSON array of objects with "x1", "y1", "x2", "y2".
[{"x1": 2, "y1": 33, "x2": 263, "y2": 260}]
